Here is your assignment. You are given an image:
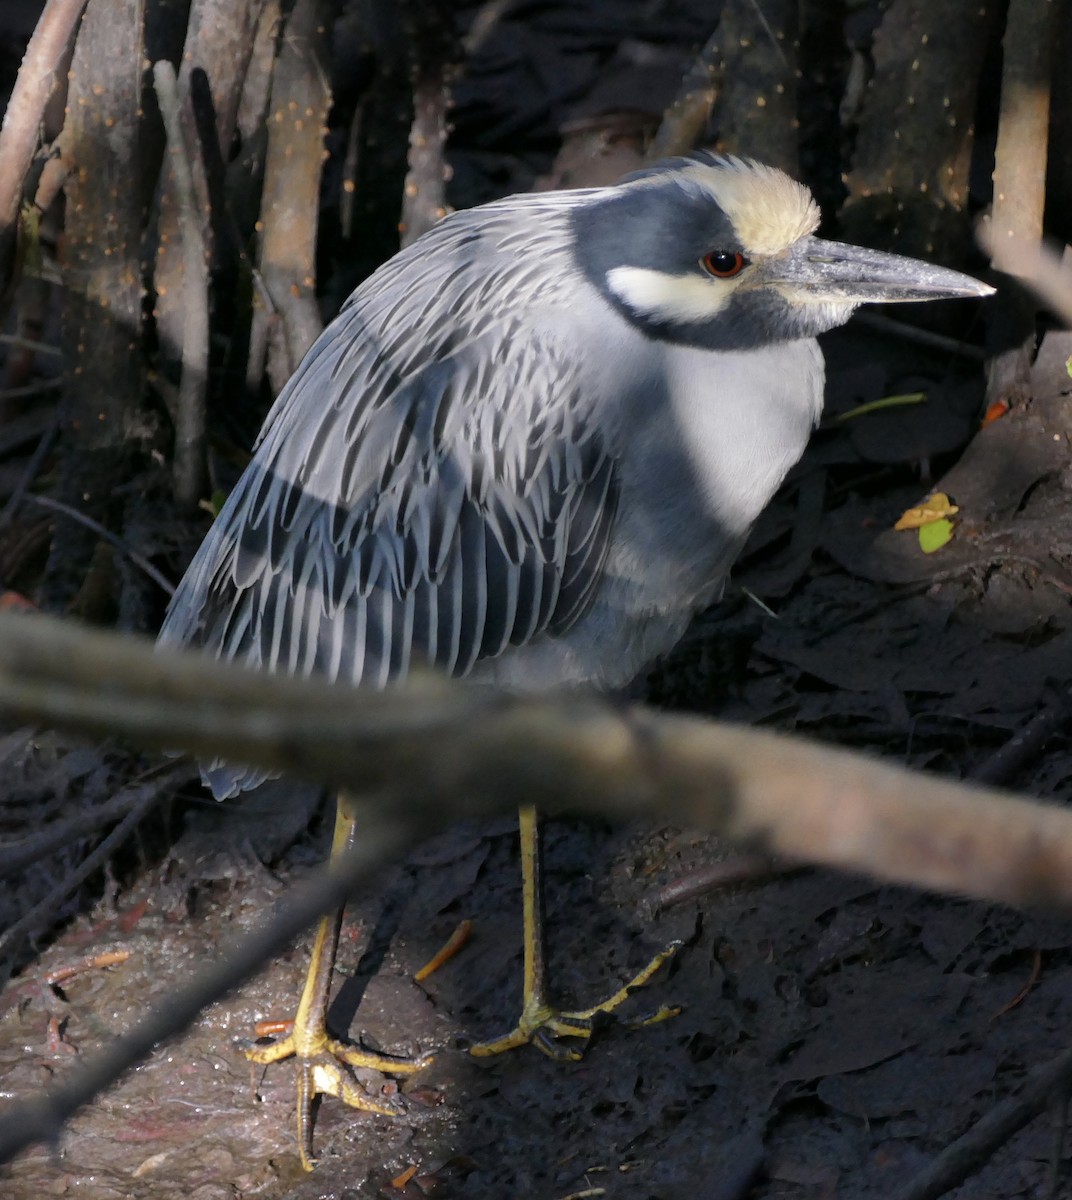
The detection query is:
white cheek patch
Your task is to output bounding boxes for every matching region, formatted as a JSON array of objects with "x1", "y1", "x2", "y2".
[{"x1": 606, "y1": 266, "x2": 734, "y2": 323}]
